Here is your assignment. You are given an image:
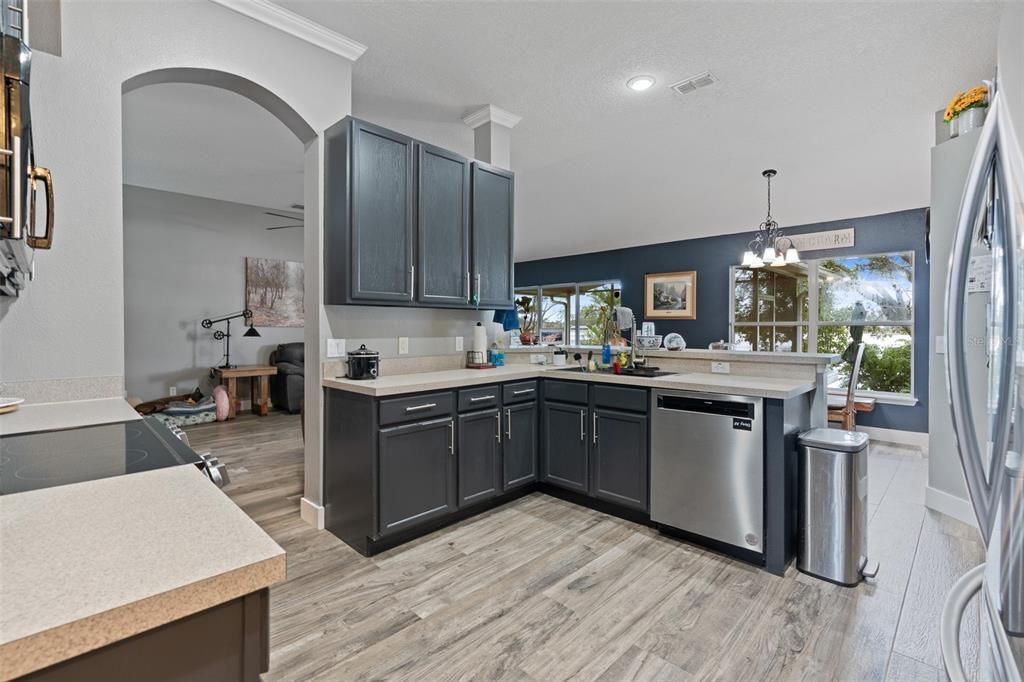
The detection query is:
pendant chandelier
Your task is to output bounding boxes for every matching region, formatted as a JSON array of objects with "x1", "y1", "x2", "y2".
[{"x1": 741, "y1": 169, "x2": 800, "y2": 268}]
